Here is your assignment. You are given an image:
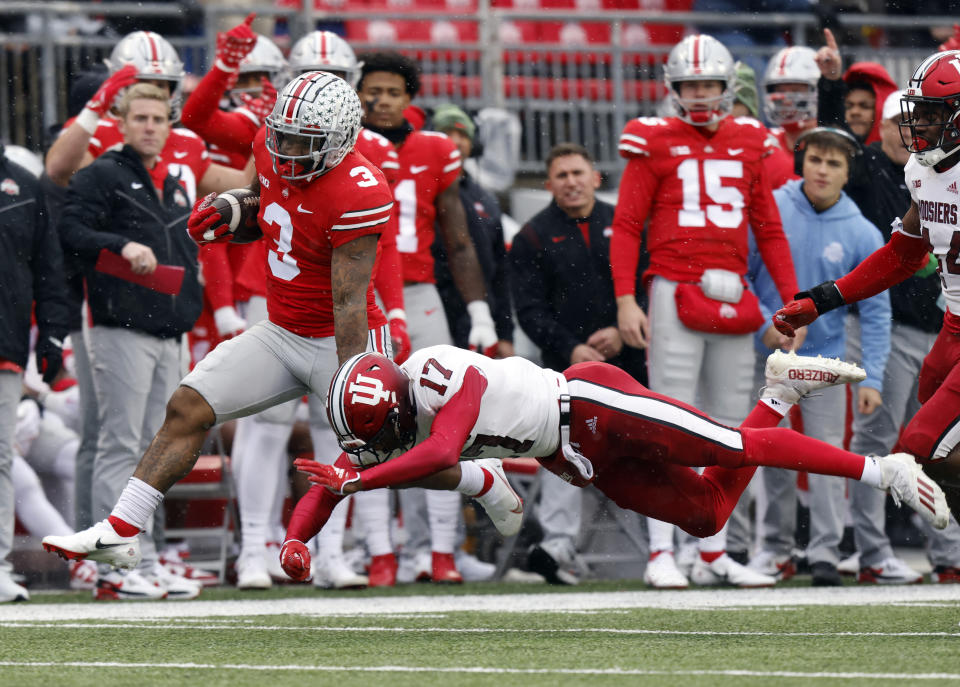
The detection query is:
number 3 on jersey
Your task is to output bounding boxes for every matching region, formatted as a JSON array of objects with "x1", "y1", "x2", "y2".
[
  {"x1": 262, "y1": 202, "x2": 301, "y2": 281},
  {"x1": 676, "y1": 159, "x2": 744, "y2": 228}
]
